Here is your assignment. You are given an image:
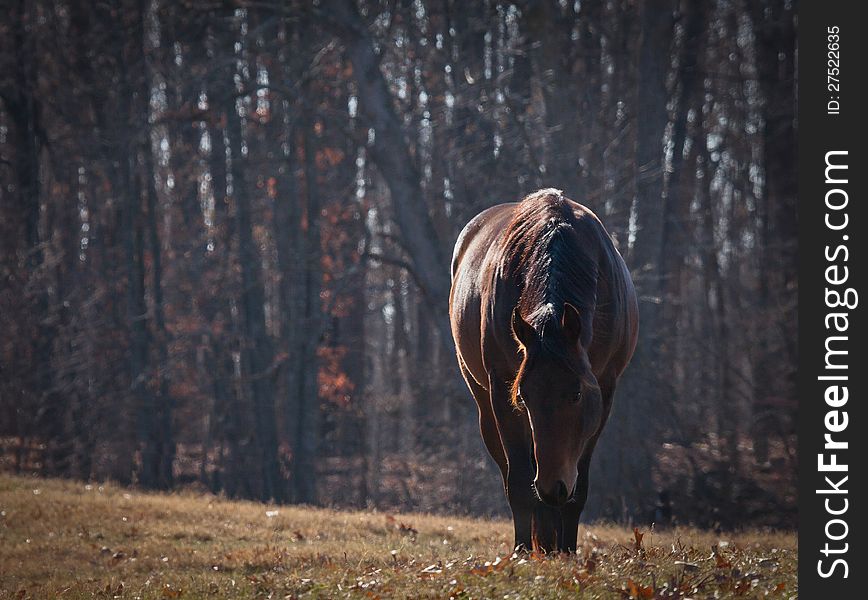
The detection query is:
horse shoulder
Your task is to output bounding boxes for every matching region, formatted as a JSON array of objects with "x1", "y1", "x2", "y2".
[{"x1": 450, "y1": 203, "x2": 517, "y2": 387}]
